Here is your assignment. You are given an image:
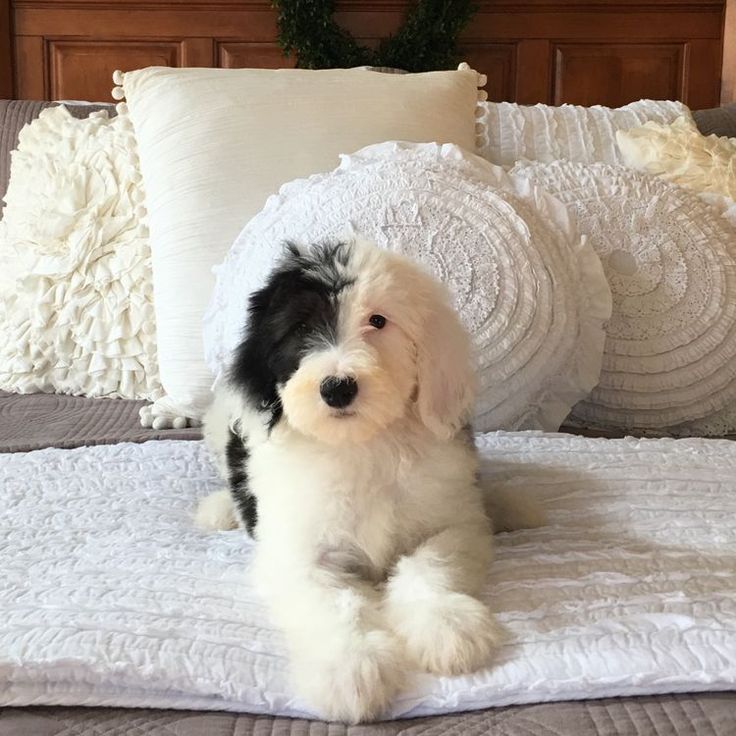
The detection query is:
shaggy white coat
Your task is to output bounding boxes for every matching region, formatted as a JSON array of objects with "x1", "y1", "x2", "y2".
[{"x1": 197, "y1": 240, "x2": 511, "y2": 722}]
